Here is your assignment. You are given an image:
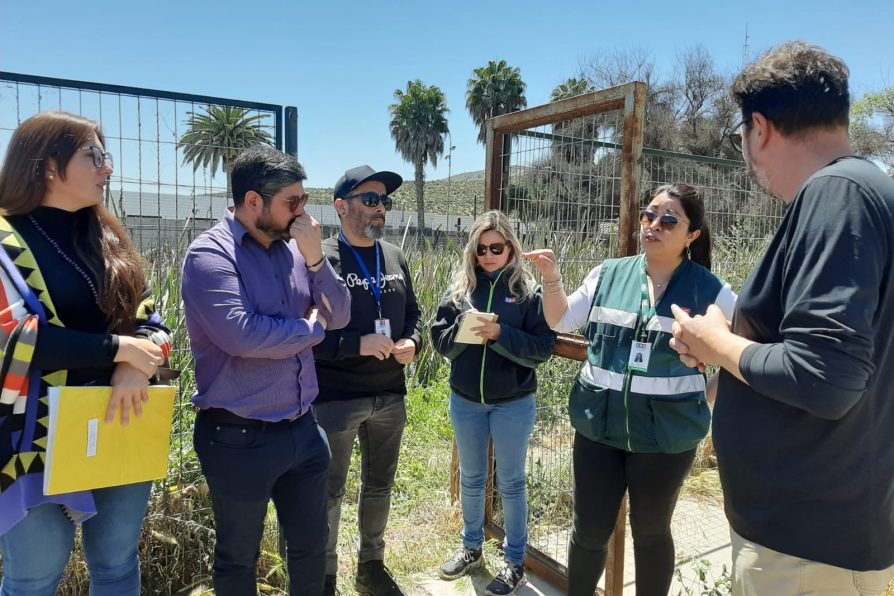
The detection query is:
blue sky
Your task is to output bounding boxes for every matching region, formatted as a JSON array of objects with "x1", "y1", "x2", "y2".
[{"x1": 2, "y1": 0, "x2": 891, "y2": 189}]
